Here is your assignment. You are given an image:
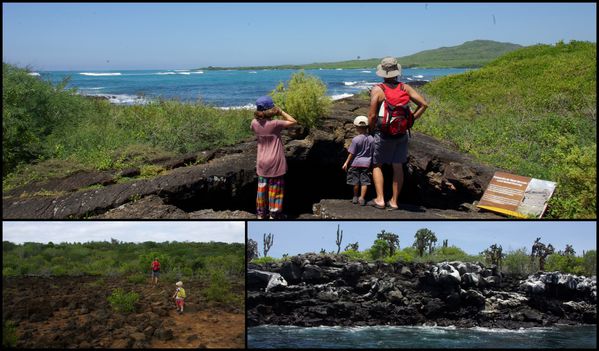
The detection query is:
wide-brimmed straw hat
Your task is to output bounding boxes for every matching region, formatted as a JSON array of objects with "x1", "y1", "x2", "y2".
[
  {"x1": 376, "y1": 57, "x2": 402, "y2": 78},
  {"x1": 176, "y1": 281, "x2": 183, "y2": 286}
]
